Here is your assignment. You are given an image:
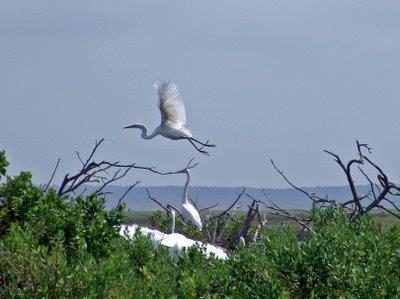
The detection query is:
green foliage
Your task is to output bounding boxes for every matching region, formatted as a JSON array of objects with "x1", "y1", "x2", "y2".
[
  {"x1": 297, "y1": 208, "x2": 400, "y2": 297},
  {"x1": 0, "y1": 150, "x2": 8, "y2": 178},
  {"x1": 256, "y1": 208, "x2": 400, "y2": 297},
  {"x1": 1, "y1": 150, "x2": 400, "y2": 297}
]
